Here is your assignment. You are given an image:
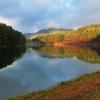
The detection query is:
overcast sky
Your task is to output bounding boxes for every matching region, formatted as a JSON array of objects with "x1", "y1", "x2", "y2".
[{"x1": 0, "y1": 0, "x2": 100, "y2": 33}]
